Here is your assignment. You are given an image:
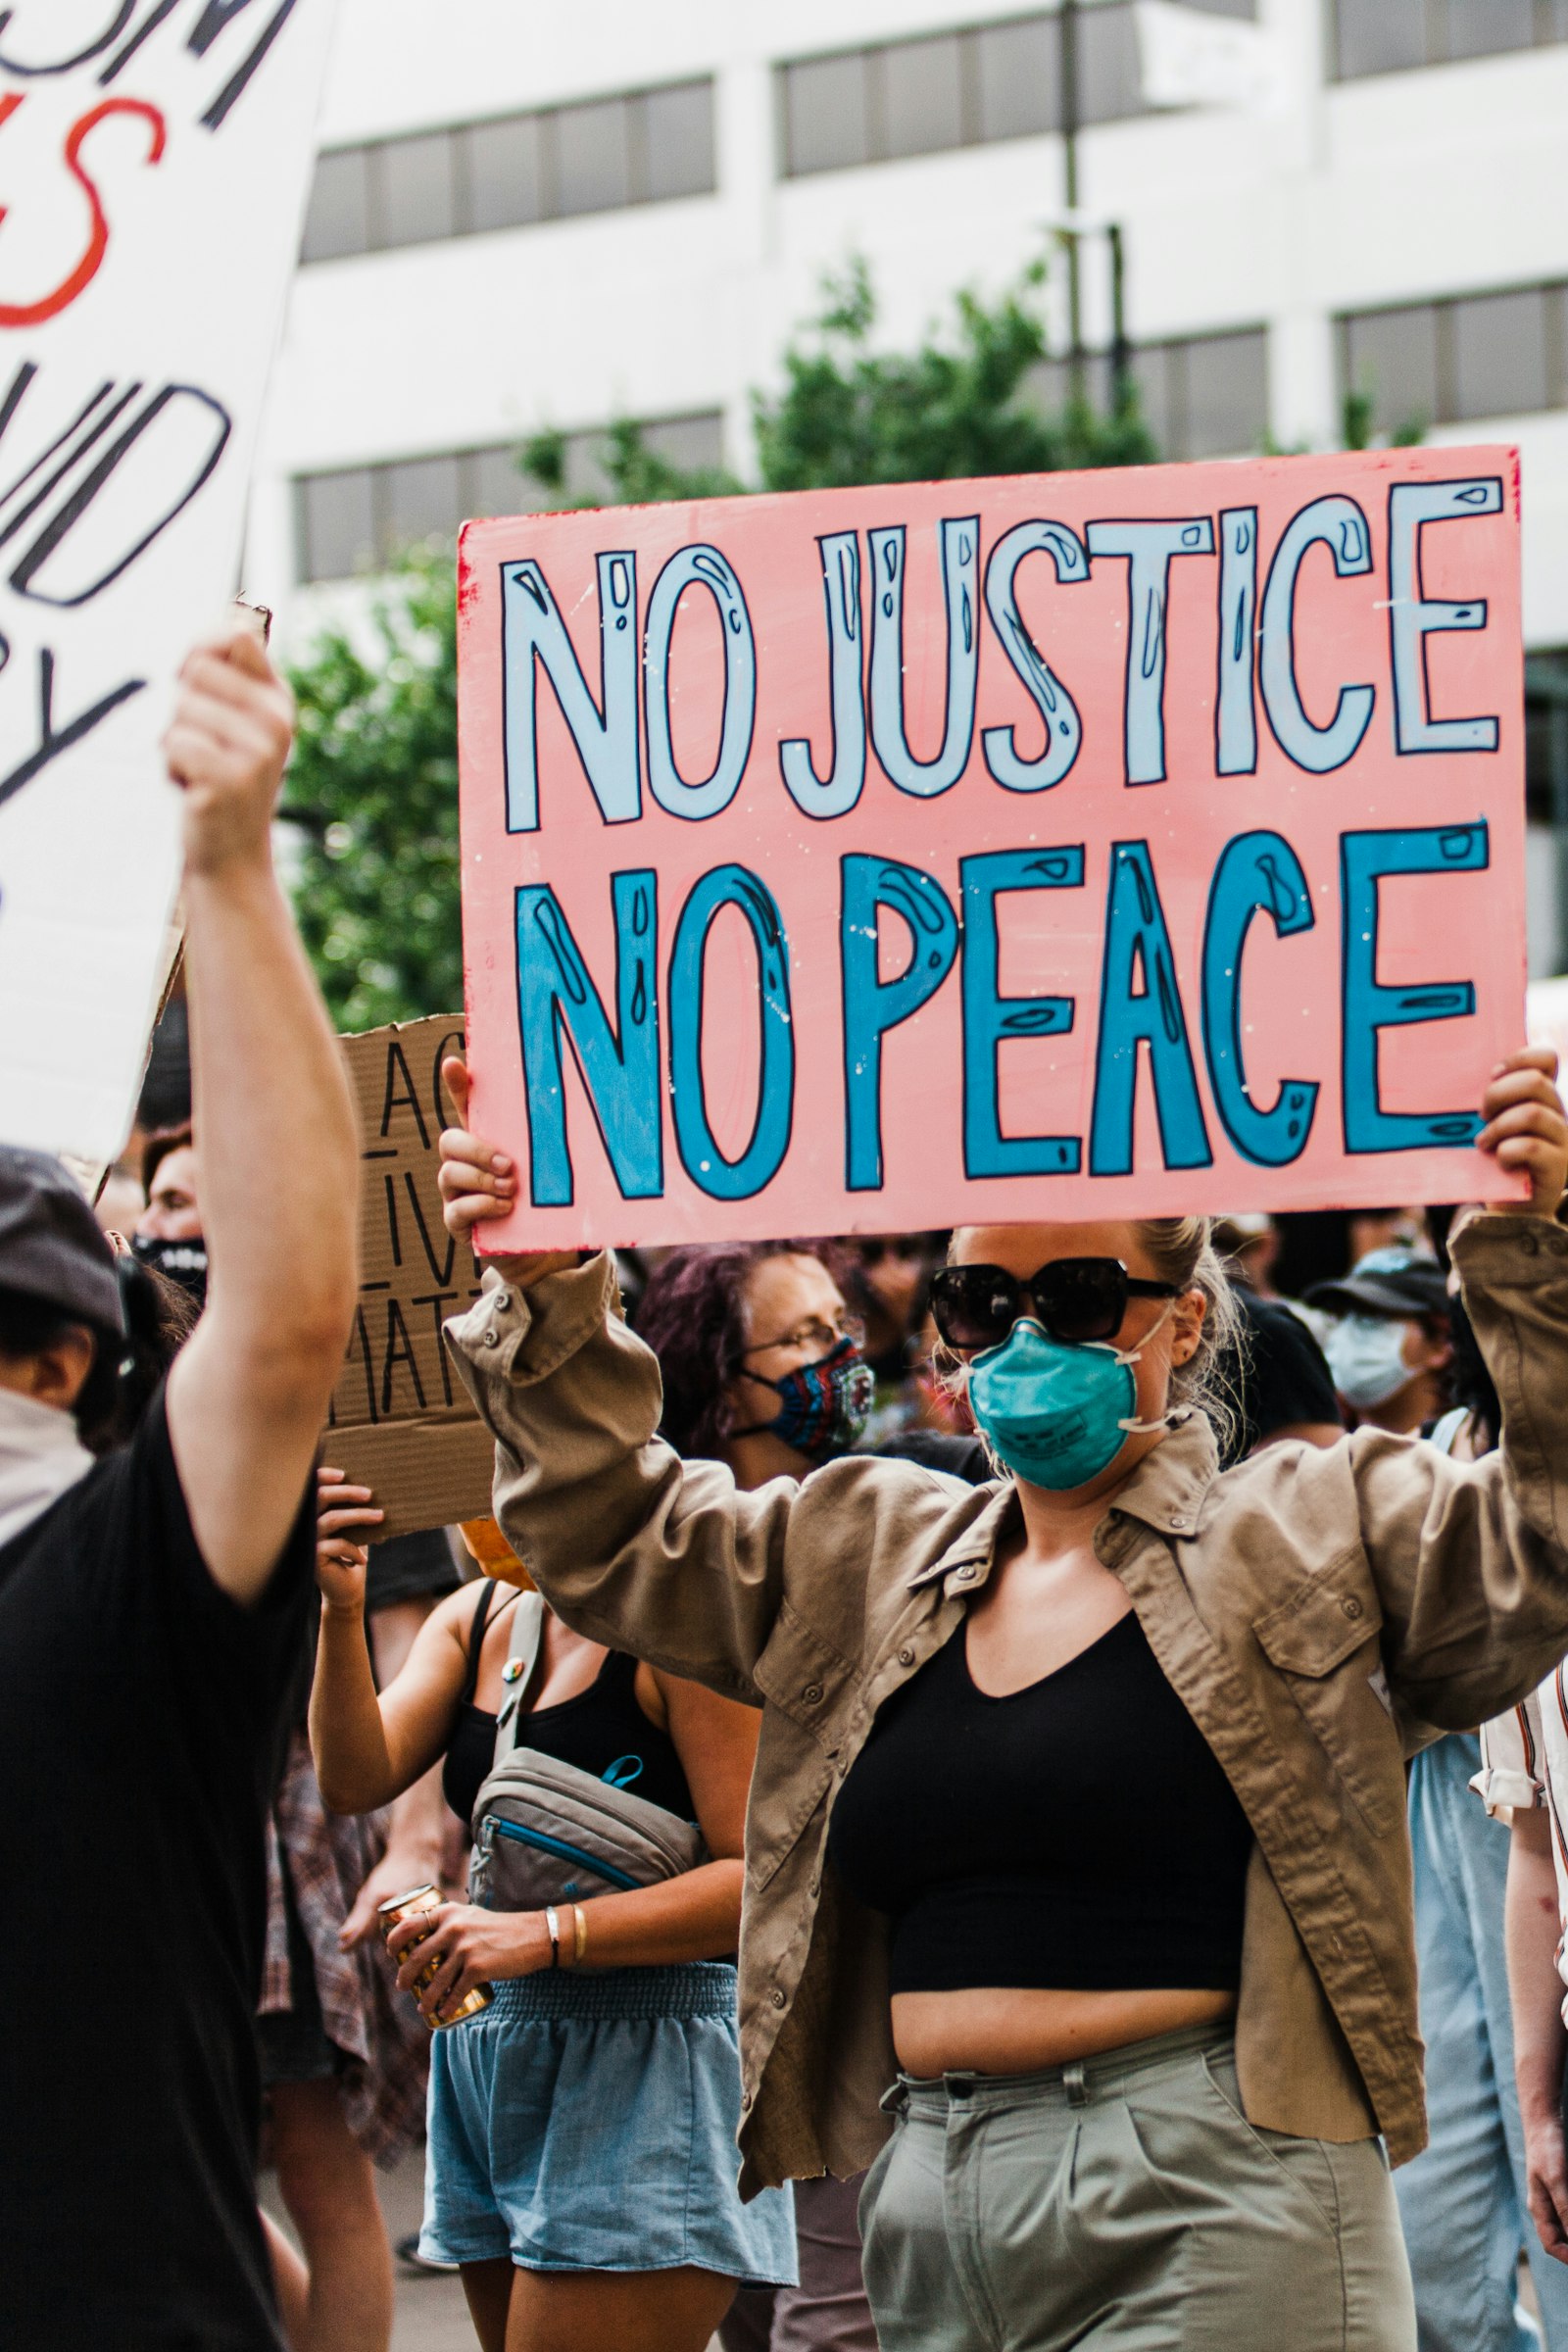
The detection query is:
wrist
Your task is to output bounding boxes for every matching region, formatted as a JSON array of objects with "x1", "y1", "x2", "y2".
[{"x1": 181, "y1": 834, "x2": 279, "y2": 893}]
